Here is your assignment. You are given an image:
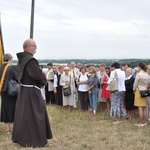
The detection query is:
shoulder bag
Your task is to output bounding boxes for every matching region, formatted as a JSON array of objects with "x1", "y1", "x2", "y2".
[
  {"x1": 62, "y1": 75, "x2": 71, "y2": 96},
  {"x1": 106, "y1": 71, "x2": 118, "y2": 92},
  {"x1": 7, "y1": 79, "x2": 19, "y2": 96},
  {"x1": 140, "y1": 89, "x2": 150, "y2": 98}
]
